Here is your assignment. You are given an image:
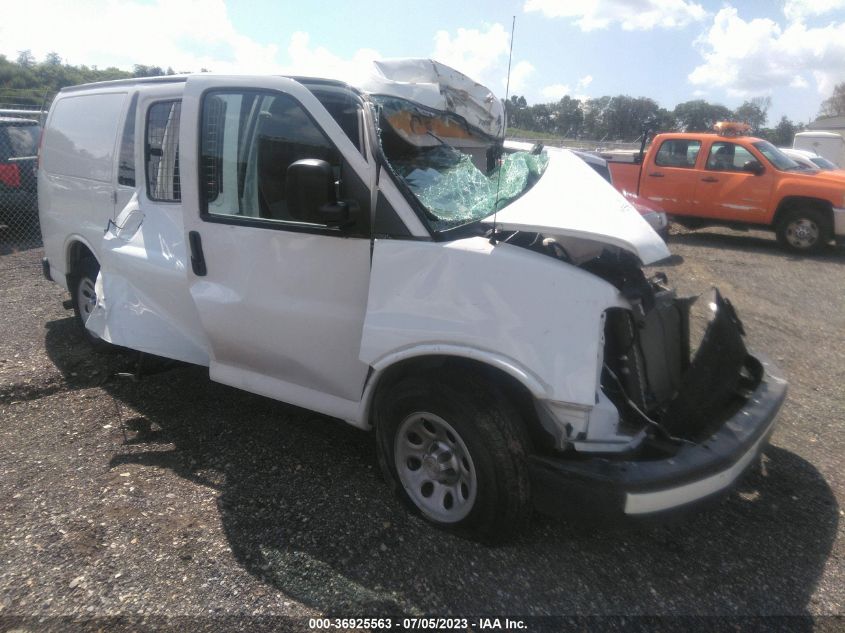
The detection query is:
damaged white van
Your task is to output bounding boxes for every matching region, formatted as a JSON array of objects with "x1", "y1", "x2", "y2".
[{"x1": 39, "y1": 60, "x2": 786, "y2": 541}]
